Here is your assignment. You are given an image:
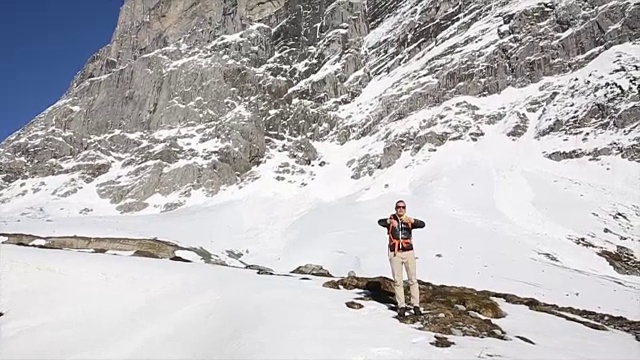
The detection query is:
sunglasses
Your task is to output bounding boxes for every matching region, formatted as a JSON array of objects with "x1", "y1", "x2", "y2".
[{"x1": 395, "y1": 205, "x2": 406, "y2": 209}]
